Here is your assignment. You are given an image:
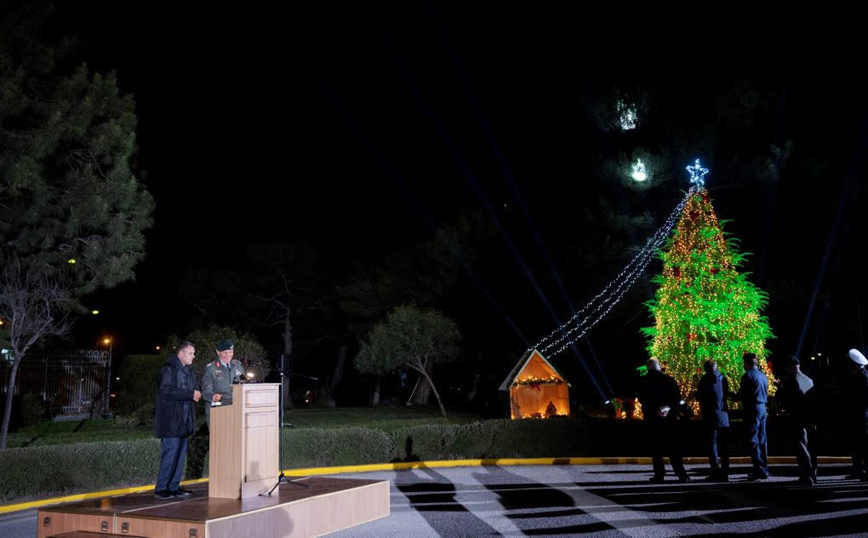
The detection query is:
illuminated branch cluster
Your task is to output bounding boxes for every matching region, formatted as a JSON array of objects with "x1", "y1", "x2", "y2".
[{"x1": 641, "y1": 176, "x2": 775, "y2": 399}]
